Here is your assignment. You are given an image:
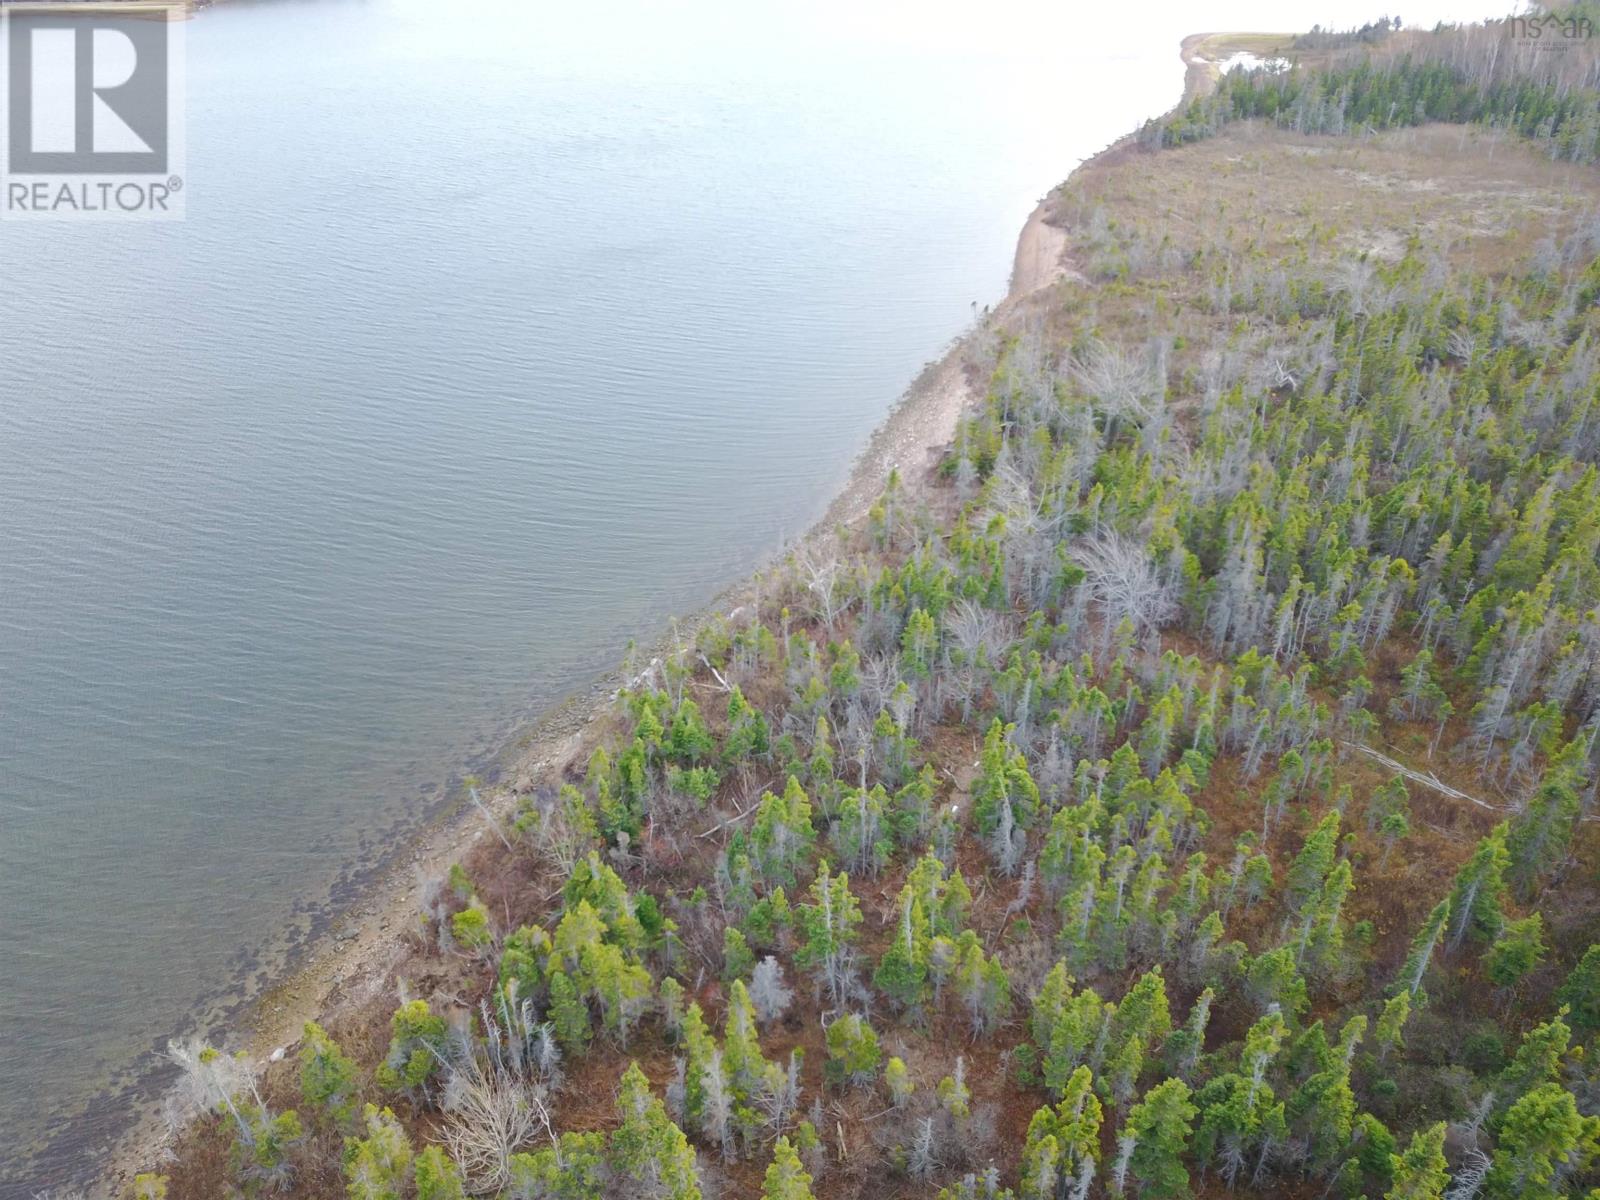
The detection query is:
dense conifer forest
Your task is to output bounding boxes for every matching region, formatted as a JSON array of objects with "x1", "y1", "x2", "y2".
[{"x1": 117, "y1": 9, "x2": 1600, "y2": 1200}]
